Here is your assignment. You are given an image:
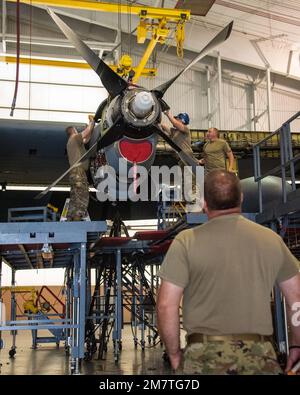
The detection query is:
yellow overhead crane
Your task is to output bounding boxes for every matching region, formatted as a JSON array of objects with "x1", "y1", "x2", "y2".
[{"x1": 6, "y1": 0, "x2": 191, "y2": 82}]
